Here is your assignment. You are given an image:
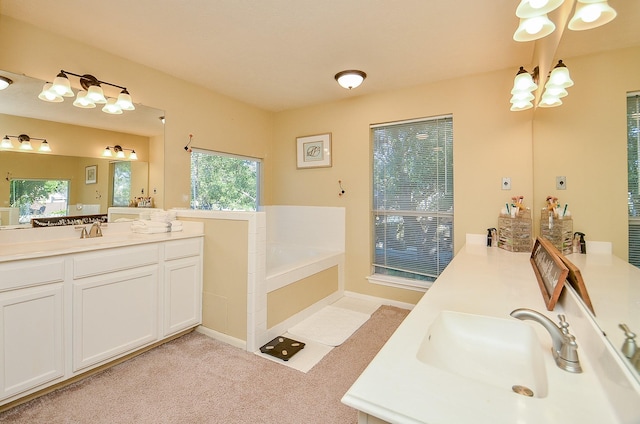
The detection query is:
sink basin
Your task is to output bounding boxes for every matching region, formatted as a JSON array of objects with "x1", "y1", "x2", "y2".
[{"x1": 416, "y1": 311, "x2": 548, "y2": 398}]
